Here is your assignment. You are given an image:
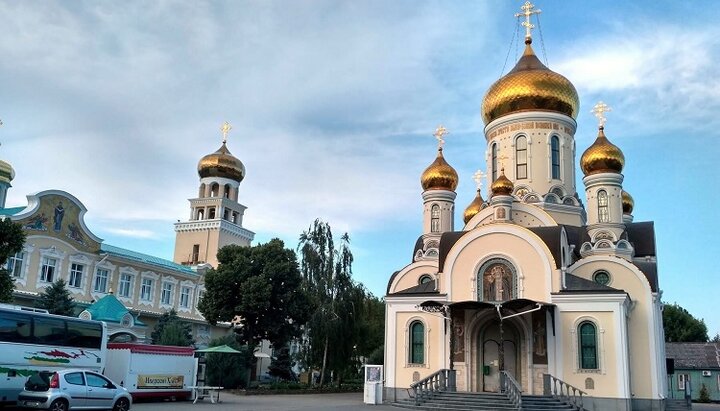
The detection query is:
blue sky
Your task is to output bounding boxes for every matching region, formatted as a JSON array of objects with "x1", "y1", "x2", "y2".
[{"x1": 1, "y1": 1, "x2": 718, "y2": 335}]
